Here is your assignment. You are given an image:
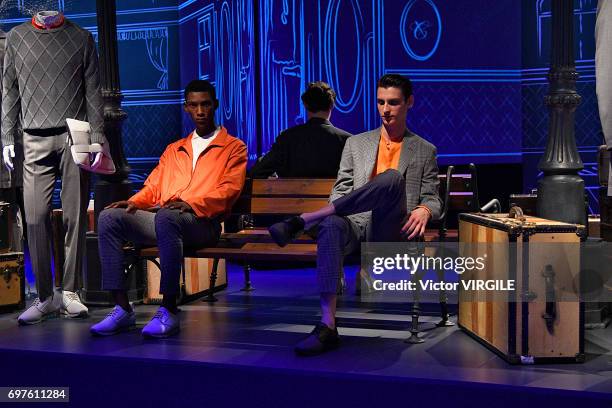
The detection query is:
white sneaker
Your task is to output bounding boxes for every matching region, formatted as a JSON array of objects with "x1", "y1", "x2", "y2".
[
  {"x1": 17, "y1": 296, "x2": 59, "y2": 325},
  {"x1": 61, "y1": 290, "x2": 89, "y2": 318},
  {"x1": 90, "y1": 305, "x2": 136, "y2": 336}
]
